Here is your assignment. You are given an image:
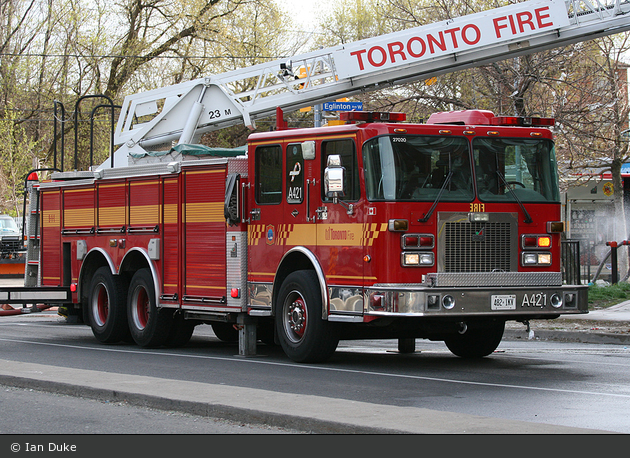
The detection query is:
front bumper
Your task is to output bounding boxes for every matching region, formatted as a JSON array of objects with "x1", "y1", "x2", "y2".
[
  {"x1": 327, "y1": 271, "x2": 588, "y2": 321},
  {"x1": 362, "y1": 284, "x2": 587, "y2": 318}
]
